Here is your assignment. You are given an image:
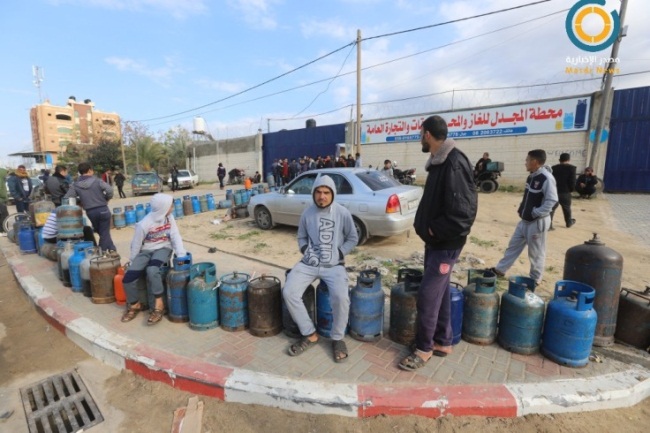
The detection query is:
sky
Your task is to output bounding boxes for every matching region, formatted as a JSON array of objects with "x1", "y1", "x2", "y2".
[{"x1": 1, "y1": 0, "x2": 648, "y2": 166}]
